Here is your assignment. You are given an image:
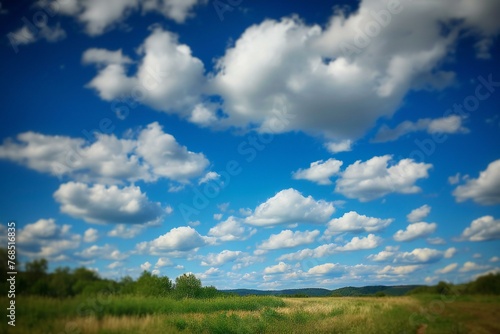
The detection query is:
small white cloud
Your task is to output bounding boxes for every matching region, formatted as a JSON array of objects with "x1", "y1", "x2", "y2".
[
  {"x1": 292, "y1": 158, "x2": 343, "y2": 185},
  {"x1": 141, "y1": 261, "x2": 152, "y2": 271},
  {"x1": 426, "y1": 237, "x2": 446, "y2": 245},
  {"x1": 307, "y1": 263, "x2": 344, "y2": 275},
  {"x1": 263, "y1": 262, "x2": 291, "y2": 274},
  {"x1": 407, "y1": 205, "x2": 431, "y2": 223},
  {"x1": 208, "y1": 216, "x2": 256, "y2": 241},
  {"x1": 379, "y1": 265, "x2": 421, "y2": 275},
  {"x1": 213, "y1": 213, "x2": 223, "y2": 221},
  {"x1": 136, "y1": 226, "x2": 211, "y2": 255},
  {"x1": 201, "y1": 250, "x2": 242, "y2": 266},
  {"x1": 393, "y1": 222, "x2": 437, "y2": 242},
  {"x1": 435, "y1": 263, "x2": 458, "y2": 274},
  {"x1": 76, "y1": 244, "x2": 127, "y2": 261},
  {"x1": 155, "y1": 257, "x2": 173, "y2": 268},
  {"x1": 83, "y1": 228, "x2": 99, "y2": 243},
  {"x1": 459, "y1": 261, "x2": 490, "y2": 273},
  {"x1": 325, "y1": 140, "x2": 352, "y2": 153},
  {"x1": 199, "y1": 171, "x2": 221, "y2": 185},
  {"x1": 325, "y1": 211, "x2": 393, "y2": 235},
  {"x1": 258, "y1": 229, "x2": 319, "y2": 250},
  {"x1": 108, "y1": 224, "x2": 145, "y2": 239},
  {"x1": 490, "y1": 256, "x2": 500, "y2": 263},
  {"x1": 336, "y1": 234, "x2": 382, "y2": 252}
]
